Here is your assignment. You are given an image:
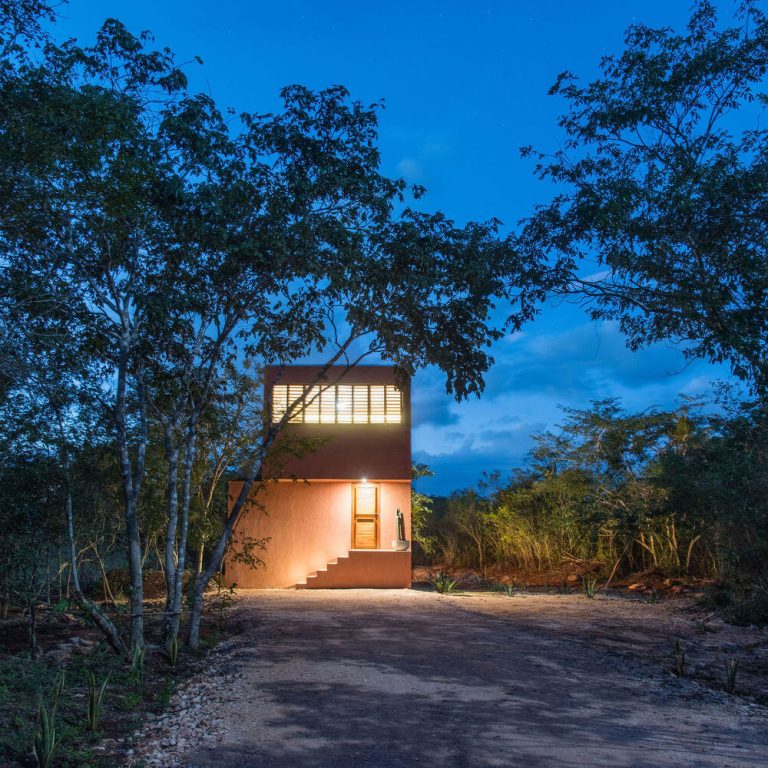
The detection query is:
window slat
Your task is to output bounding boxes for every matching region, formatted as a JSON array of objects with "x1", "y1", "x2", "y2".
[
  {"x1": 385, "y1": 385, "x2": 402, "y2": 423},
  {"x1": 370, "y1": 386, "x2": 386, "y2": 423},
  {"x1": 304, "y1": 386, "x2": 321, "y2": 423},
  {"x1": 336, "y1": 385, "x2": 353, "y2": 423},
  {"x1": 288, "y1": 385, "x2": 305, "y2": 423},
  {"x1": 271, "y1": 382, "x2": 403, "y2": 425},
  {"x1": 353, "y1": 385, "x2": 369, "y2": 423},
  {"x1": 272, "y1": 385, "x2": 288, "y2": 423}
]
